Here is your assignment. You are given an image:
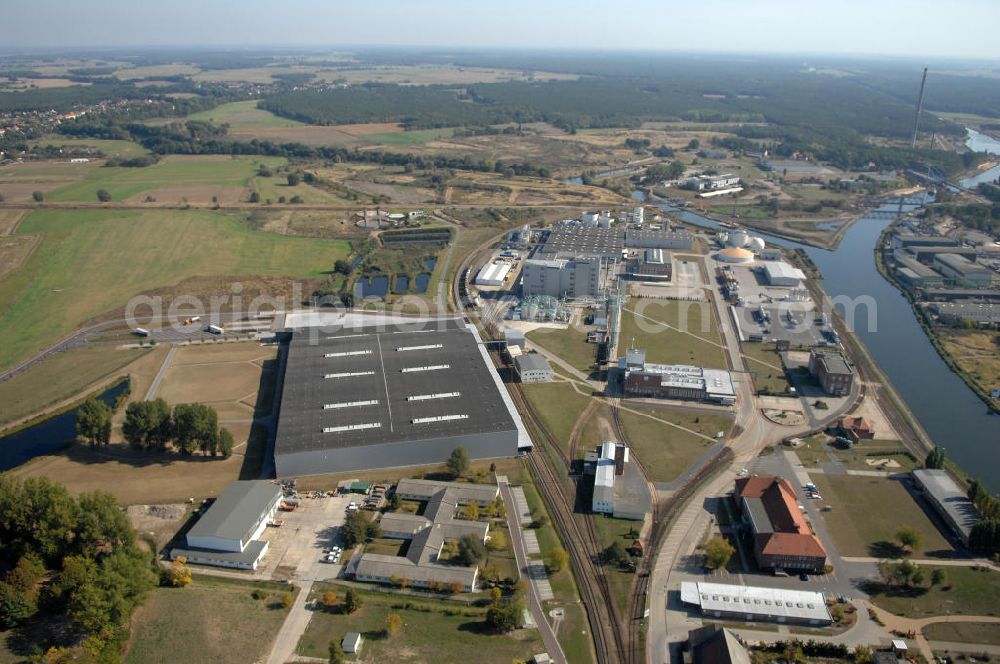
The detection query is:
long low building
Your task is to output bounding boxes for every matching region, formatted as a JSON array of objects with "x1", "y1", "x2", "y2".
[
  {"x1": 273, "y1": 315, "x2": 530, "y2": 477},
  {"x1": 171, "y1": 480, "x2": 282, "y2": 570},
  {"x1": 475, "y1": 261, "x2": 513, "y2": 287},
  {"x1": 680, "y1": 581, "x2": 832, "y2": 626},
  {"x1": 620, "y1": 349, "x2": 736, "y2": 405},
  {"x1": 912, "y1": 469, "x2": 981, "y2": 546}
]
